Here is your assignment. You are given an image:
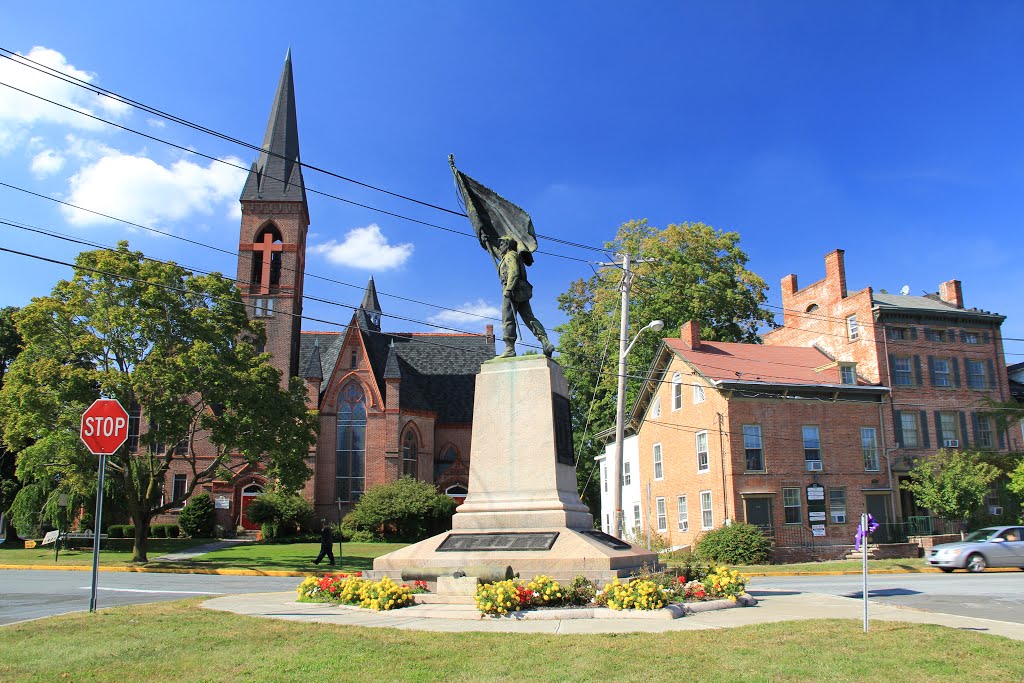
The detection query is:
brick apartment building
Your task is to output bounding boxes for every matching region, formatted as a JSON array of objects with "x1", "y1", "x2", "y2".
[
  {"x1": 765, "y1": 249, "x2": 1019, "y2": 519},
  {"x1": 156, "y1": 53, "x2": 492, "y2": 530}
]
